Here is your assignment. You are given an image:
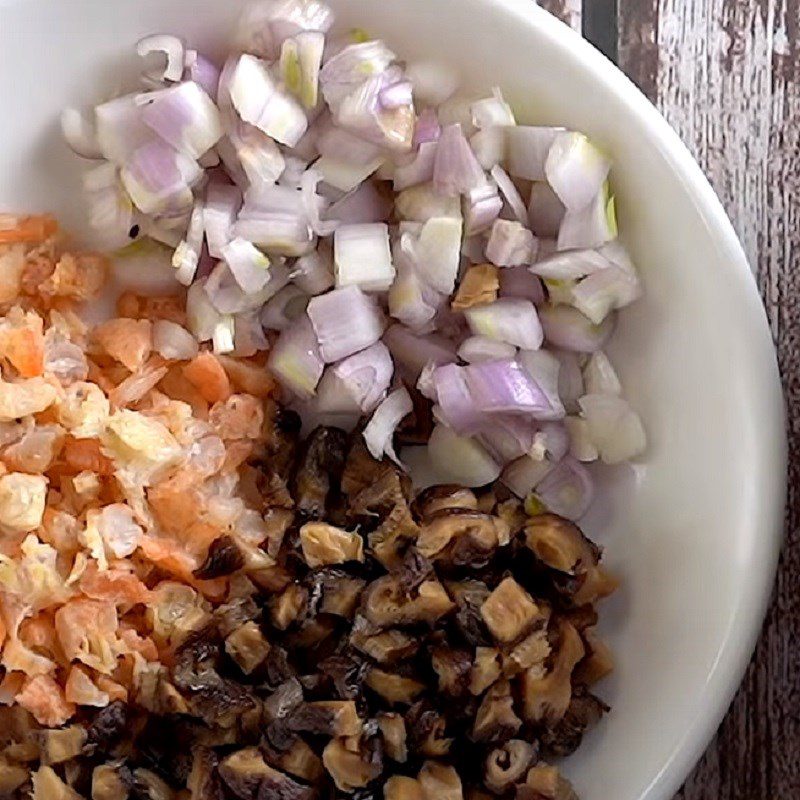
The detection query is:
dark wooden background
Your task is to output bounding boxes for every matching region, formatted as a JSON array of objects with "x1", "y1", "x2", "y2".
[{"x1": 536, "y1": 0, "x2": 799, "y2": 797}]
